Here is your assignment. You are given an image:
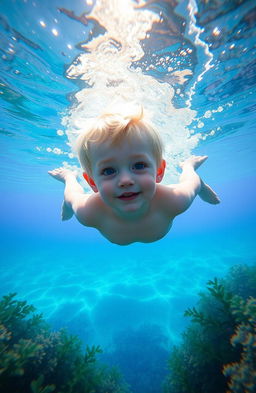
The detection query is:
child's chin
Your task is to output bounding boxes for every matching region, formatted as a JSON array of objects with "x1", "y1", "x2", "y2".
[{"x1": 121, "y1": 202, "x2": 144, "y2": 214}]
